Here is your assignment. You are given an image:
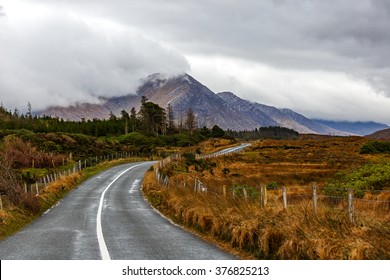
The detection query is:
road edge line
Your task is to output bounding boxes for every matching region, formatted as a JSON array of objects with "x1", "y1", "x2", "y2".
[{"x1": 96, "y1": 162, "x2": 151, "y2": 260}]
